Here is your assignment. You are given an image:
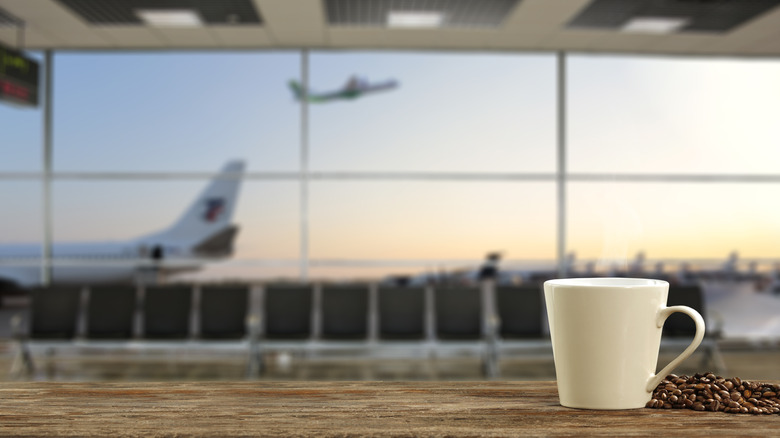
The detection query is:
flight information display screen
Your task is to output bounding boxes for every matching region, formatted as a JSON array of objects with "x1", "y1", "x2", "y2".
[{"x1": 0, "y1": 44, "x2": 39, "y2": 107}]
